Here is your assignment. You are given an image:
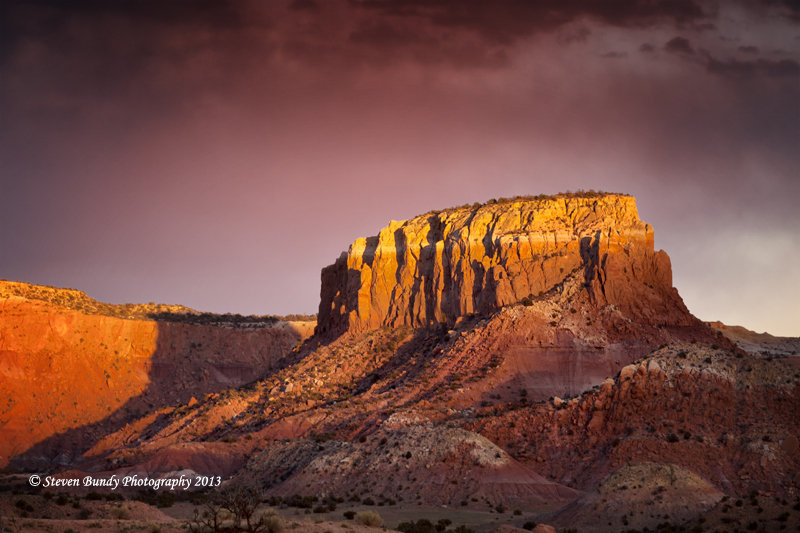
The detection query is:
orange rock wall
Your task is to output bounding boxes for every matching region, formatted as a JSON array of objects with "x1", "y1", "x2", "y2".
[
  {"x1": 318, "y1": 195, "x2": 688, "y2": 335},
  {"x1": 0, "y1": 296, "x2": 311, "y2": 467}
]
